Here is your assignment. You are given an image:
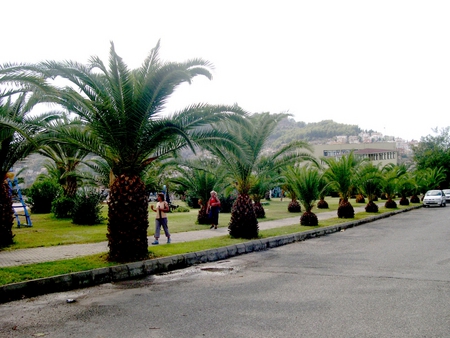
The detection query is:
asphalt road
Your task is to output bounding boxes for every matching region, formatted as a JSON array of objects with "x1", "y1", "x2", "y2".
[{"x1": 1, "y1": 206, "x2": 449, "y2": 337}]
